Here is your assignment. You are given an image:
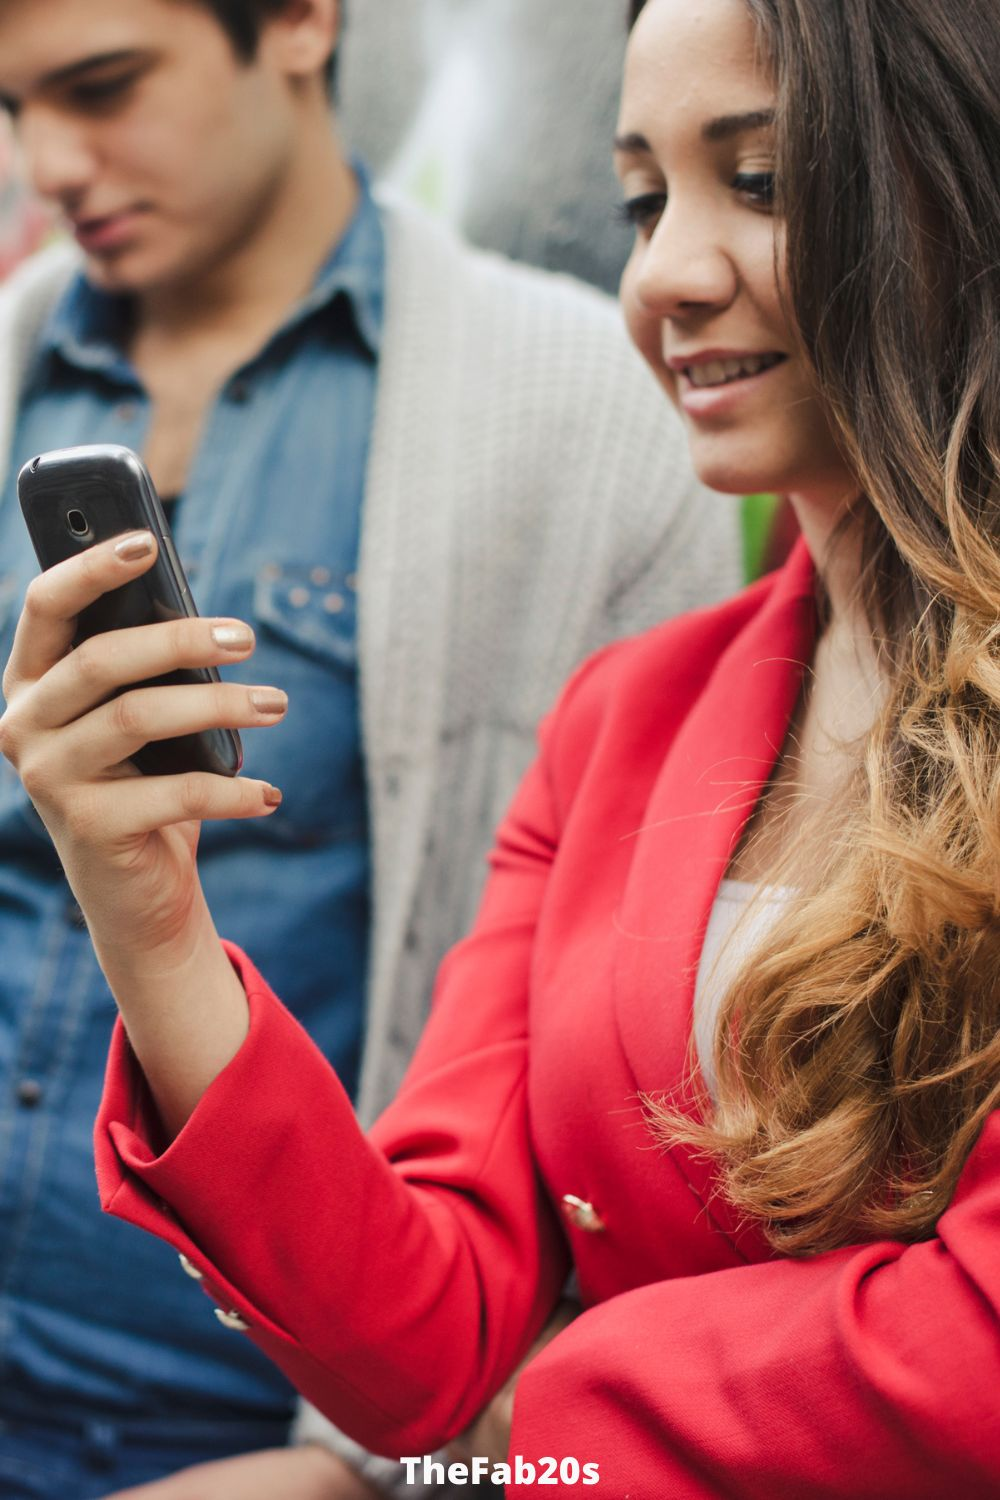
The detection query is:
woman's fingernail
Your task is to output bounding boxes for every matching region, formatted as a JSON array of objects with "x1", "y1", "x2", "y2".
[
  {"x1": 262, "y1": 785, "x2": 283, "y2": 808},
  {"x1": 212, "y1": 624, "x2": 254, "y2": 651},
  {"x1": 115, "y1": 531, "x2": 154, "y2": 561},
  {"x1": 249, "y1": 688, "x2": 288, "y2": 715}
]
